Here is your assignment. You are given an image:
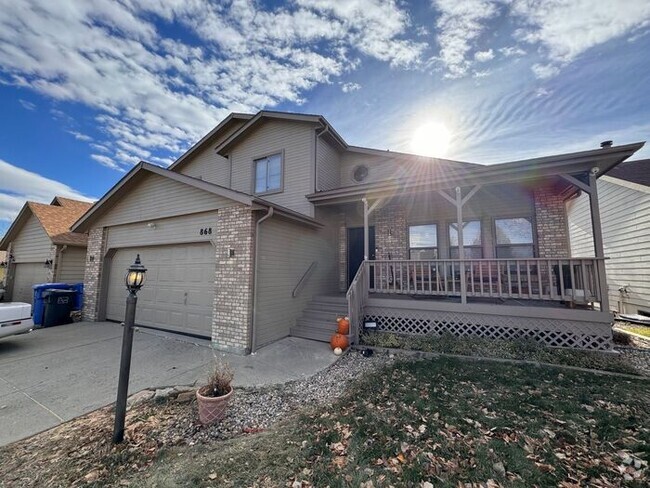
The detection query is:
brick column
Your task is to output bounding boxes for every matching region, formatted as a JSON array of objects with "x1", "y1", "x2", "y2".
[
  {"x1": 212, "y1": 205, "x2": 256, "y2": 354},
  {"x1": 375, "y1": 204, "x2": 408, "y2": 260},
  {"x1": 533, "y1": 186, "x2": 569, "y2": 258},
  {"x1": 46, "y1": 244, "x2": 58, "y2": 283},
  {"x1": 4, "y1": 242, "x2": 15, "y2": 300},
  {"x1": 83, "y1": 227, "x2": 107, "y2": 321}
]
